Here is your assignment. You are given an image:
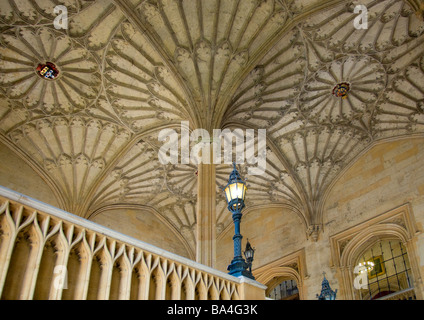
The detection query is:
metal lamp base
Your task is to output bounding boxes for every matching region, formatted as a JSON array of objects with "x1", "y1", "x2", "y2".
[{"x1": 227, "y1": 258, "x2": 255, "y2": 280}]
